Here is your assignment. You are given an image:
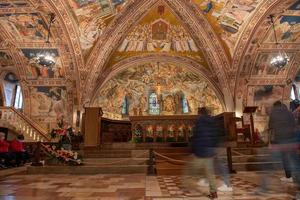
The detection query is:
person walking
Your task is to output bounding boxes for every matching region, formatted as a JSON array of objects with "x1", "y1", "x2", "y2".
[{"x1": 184, "y1": 107, "x2": 220, "y2": 199}]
